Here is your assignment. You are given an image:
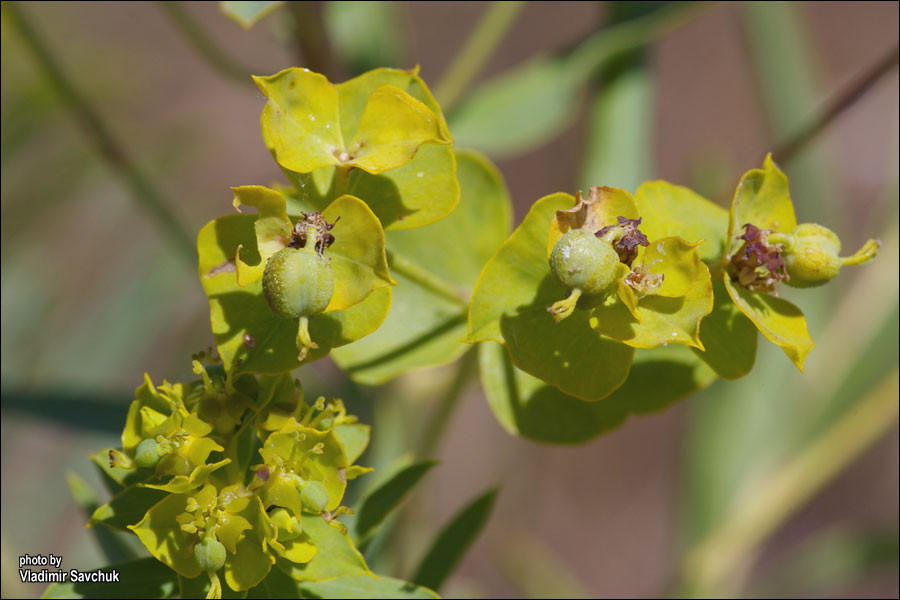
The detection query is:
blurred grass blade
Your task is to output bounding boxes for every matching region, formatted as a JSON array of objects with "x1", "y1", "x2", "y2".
[
  {"x1": 579, "y1": 0, "x2": 659, "y2": 192},
  {"x1": 412, "y1": 487, "x2": 499, "y2": 591},
  {"x1": 302, "y1": 575, "x2": 439, "y2": 599},
  {"x1": 749, "y1": 525, "x2": 899, "y2": 597},
  {"x1": 1, "y1": 389, "x2": 129, "y2": 433},
  {"x1": 323, "y1": 2, "x2": 406, "y2": 75},
  {"x1": 740, "y1": 1, "x2": 834, "y2": 215},
  {"x1": 351, "y1": 460, "x2": 439, "y2": 544},
  {"x1": 494, "y1": 529, "x2": 591, "y2": 598},
  {"x1": 580, "y1": 56, "x2": 652, "y2": 192},
  {"x1": 41, "y1": 557, "x2": 178, "y2": 599},
  {"x1": 434, "y1": 1, "x2": 526, "y2": 110},
  {"x1": 682, "y1": 368, "x2": 900, "y2": 594},
  {"x1": 162, "y1": 2, "x2": 259, "y2": 86},
  {"x1": 65, "y1": 472, "x2": 138, "y2": 564},
  {"x1": 448, "y1": 2, "x2": 706, "y2": 159}
]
